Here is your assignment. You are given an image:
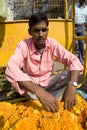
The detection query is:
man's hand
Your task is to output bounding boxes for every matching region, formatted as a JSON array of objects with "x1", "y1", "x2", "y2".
[
  {"x1": 62, "y1": 70, "x2": 79, "y2": 109},
  {"x1": 62, "y1": 85, "x2": 76, "y2": 109},
  {"x1": 36, "y1": 89, "x2": 58, "y2": 113},
  {"x1": 18, "y1": 81, "x2": 58, "y2": 113}
]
